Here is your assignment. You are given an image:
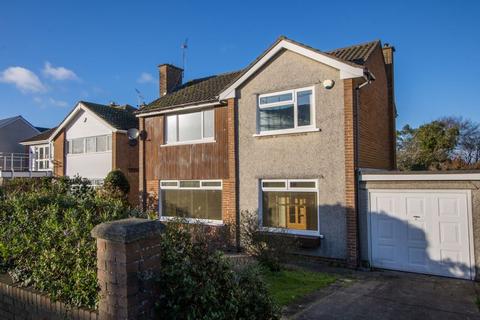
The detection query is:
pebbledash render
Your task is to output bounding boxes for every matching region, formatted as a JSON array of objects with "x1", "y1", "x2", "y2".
[{"x1": 136, "y1": 36, "x2": 395, "y2": 266}]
